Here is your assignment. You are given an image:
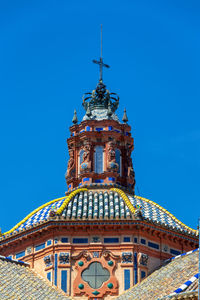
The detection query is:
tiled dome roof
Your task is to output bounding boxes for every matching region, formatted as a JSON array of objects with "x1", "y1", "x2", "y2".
[{"x1": 3, "y1": 187, "x2": 197, "y2": 237}]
